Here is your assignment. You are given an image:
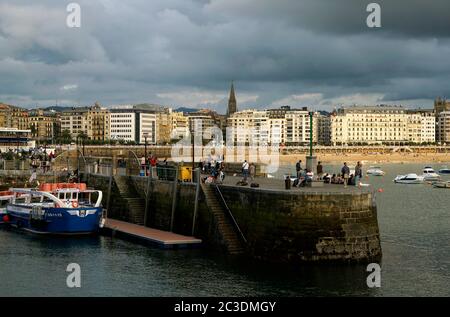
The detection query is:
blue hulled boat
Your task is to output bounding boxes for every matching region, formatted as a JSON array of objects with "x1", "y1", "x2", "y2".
[{"x1": 4, "y1": 183, "x2": 103, "y2": 235}]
